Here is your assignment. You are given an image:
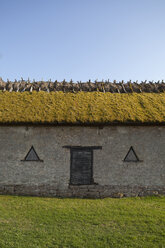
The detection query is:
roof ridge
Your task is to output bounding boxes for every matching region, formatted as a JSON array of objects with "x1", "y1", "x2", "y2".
[{"x1": 0, "y1": 78, "x2": 165, "y2": 93}]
